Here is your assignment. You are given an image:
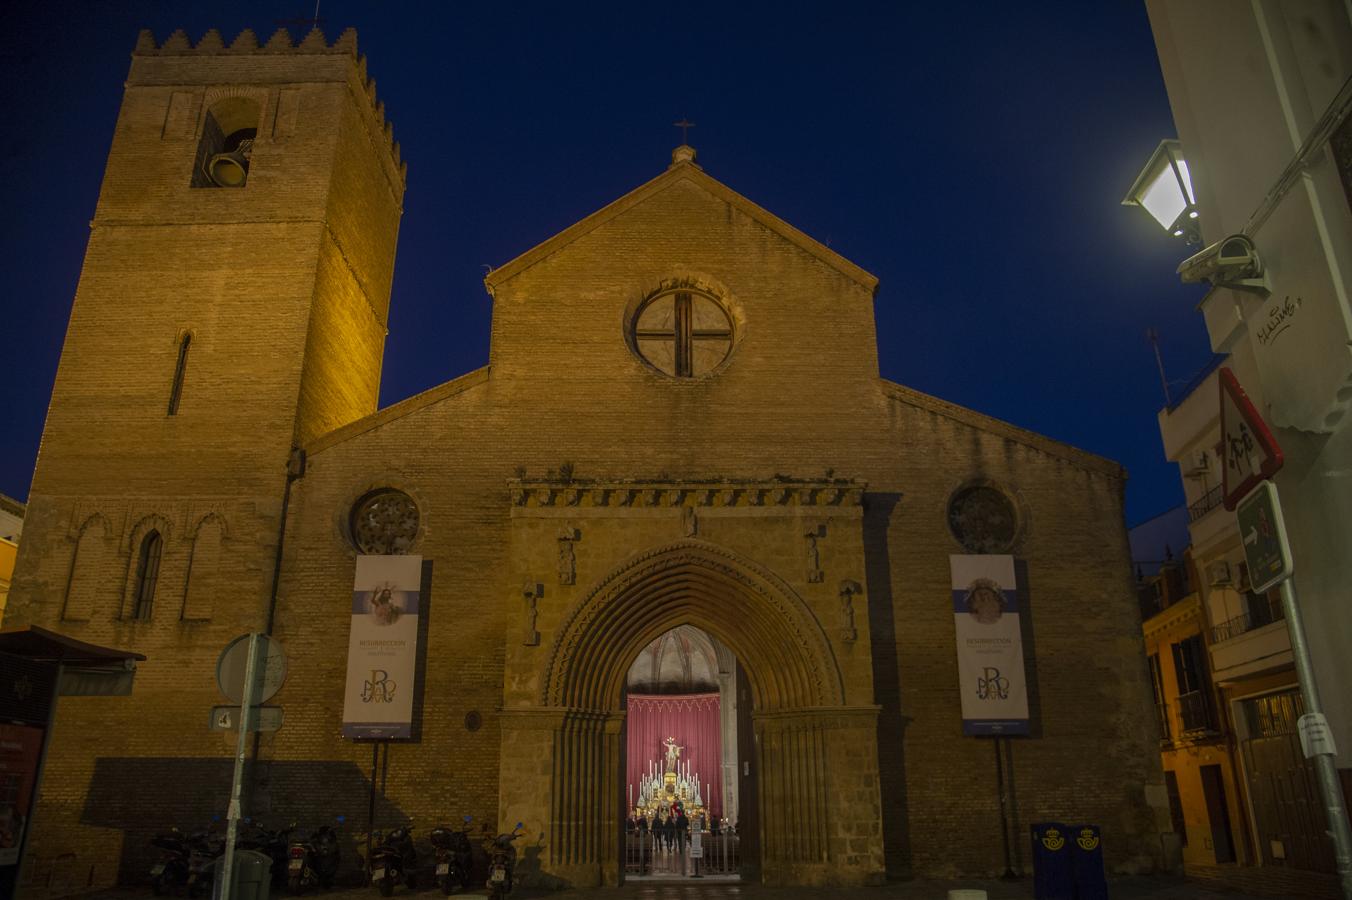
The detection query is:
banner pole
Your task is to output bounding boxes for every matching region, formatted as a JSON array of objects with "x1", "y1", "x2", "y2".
[
  {"x1": 366, "y1": 741, "x2": 378, "y2": 878},
  {"x1": 995, "y1": 736, "x2": 1016, "y2": 878}
]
